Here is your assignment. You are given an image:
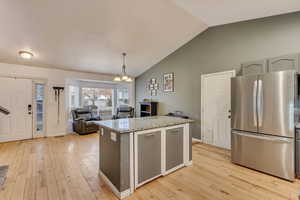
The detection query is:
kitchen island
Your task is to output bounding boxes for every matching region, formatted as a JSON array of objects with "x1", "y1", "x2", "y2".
[{"x1": 93, "y1": 116, "x2": 193, "y2": 199}]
